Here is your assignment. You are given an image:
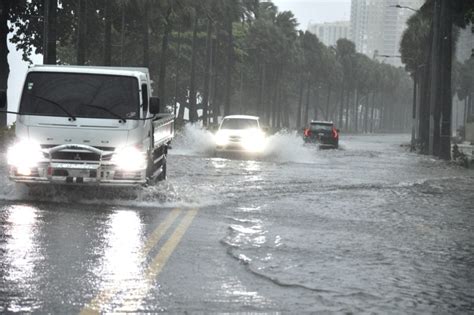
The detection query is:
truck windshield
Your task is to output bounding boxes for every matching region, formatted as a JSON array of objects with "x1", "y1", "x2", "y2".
[
  {"x1": 220, "y1": 118, "x2": 258, "y2": 130},
  {"x1": 19, "y1": 72, "x2": 140, "y2": 120}
]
